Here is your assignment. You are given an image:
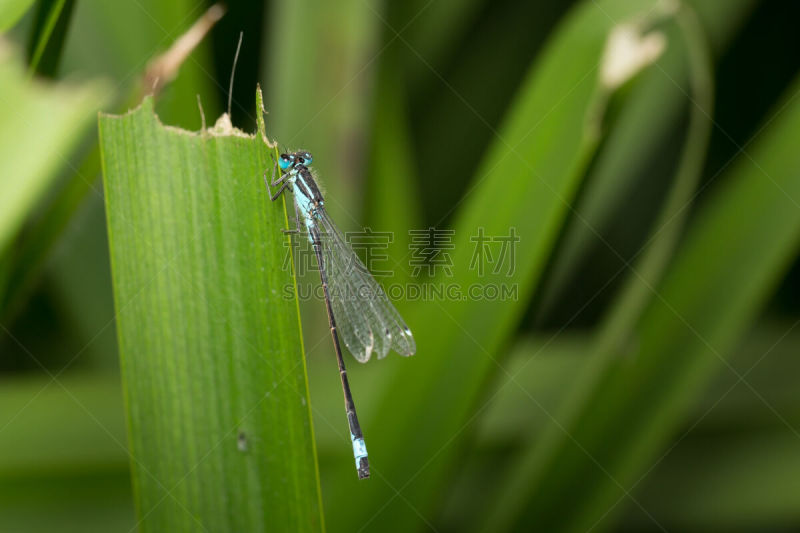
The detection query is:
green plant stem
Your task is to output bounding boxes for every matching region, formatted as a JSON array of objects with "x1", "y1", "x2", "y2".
[{"x1": 27, "y1": 0, "x2": 74, "y2": 78}]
